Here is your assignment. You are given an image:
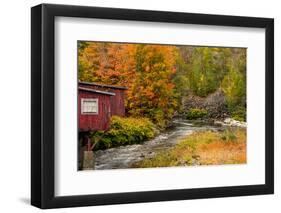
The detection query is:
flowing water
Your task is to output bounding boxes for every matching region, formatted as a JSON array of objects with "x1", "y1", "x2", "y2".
[{"x1": 94, "y1": 119, "x2": 223, "y2": 170}]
